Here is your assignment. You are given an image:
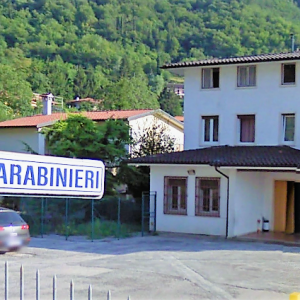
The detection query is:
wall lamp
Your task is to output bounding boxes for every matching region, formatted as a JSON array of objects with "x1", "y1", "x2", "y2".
[{"x1": 187, "y1": 169, "x2": 195, "y2": 175}]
